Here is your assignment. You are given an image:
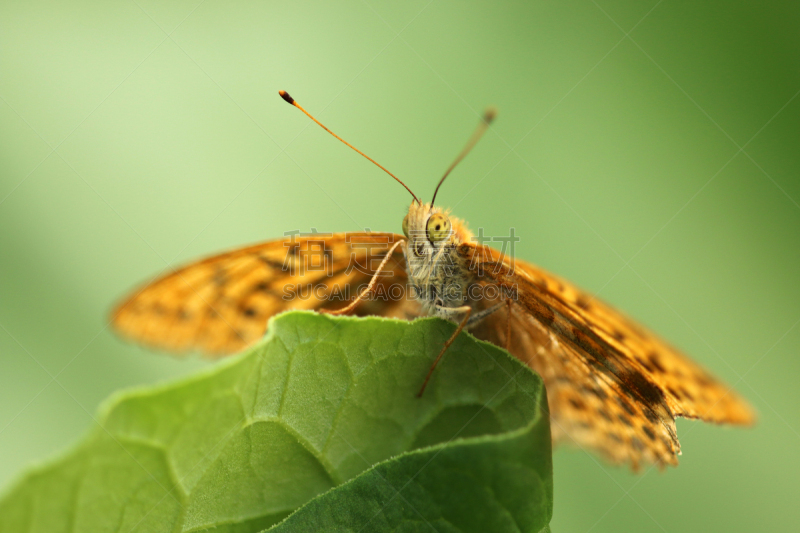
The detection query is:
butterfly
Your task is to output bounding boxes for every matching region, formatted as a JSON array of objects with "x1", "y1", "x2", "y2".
[{"x1": 112, "y1": 90, "x2": 754, "y2": 469}]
